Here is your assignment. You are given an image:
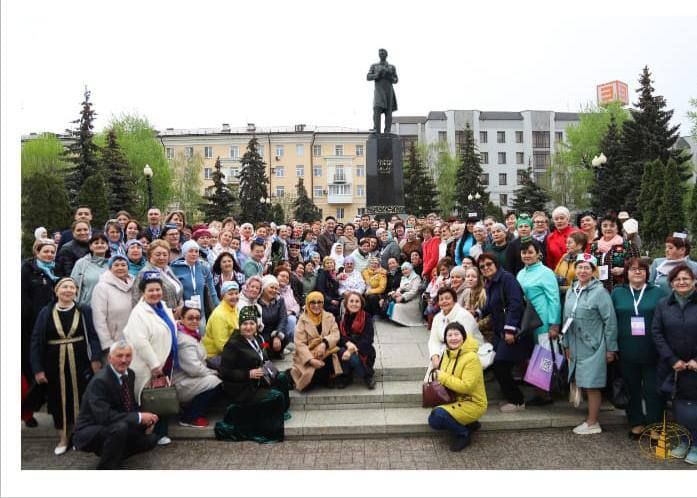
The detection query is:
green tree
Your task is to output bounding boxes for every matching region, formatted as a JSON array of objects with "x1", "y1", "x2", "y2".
[
  {"x1": 200, "y1": 157, "x2": 236, "y2": 222},
  {"x1": 431, "y1": 142, "x2": 458, "y2": 217},
  {"x1": 21, "y1": 133, "x2": 71, "y2": 177},
  {"x1": 689, "y1": 184, "x2": 697, "y2": 239},
  {"x1": 657, "y1": 159, "x2": 687, "y2": 238},
  {"x1": 621, "y1": 66, "x2": 691, "y2": 214},
  {"x1": 589, "y1": 113, "x2": 625, "y2": 216},
  {"x1": 77, "y1": 170, "x2": 110, "y2": 229},
  {"x1": 454, "y1": 123, "x2": 489, "y2": 217},
  {"x1": 269, "y1": 203, "x2": 286, "y2": 225},
  {"x1": 512, "y1": 167, "x2": 551, "y2": 214},
  {"x1": 64, "y1": 87, "x2": 101, "y2": 207},
  {"x1": 688, "y1": 97, "x2": 697, "y2": 138},
  {"x1": 293, "y1": 178, "x2": 322, "y2": 222},
  {"x1": 543, "y1": 150, "x2": 593, "y2": 210},
  {"x1": 107, "y1": 114, "x2": 173, "y2": 218},
  {"x1": 170, "y1": 151, "x2": 203, "y2": 221},
  {"x1": 101, "y1": 128, "x2": 136, "y2": 216},
  {"x1": 403, "y1": 143, "x2": 439, "y2": 216},
  {"x1": 21, "y1": 171, "x2": 72, "y2": 258},
  {"x1": 637, "y1": 159, "x2": 662, "y2": 244},
  {"x1": 238, "y1": 137, "x2": 270, "y2": 224}
]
